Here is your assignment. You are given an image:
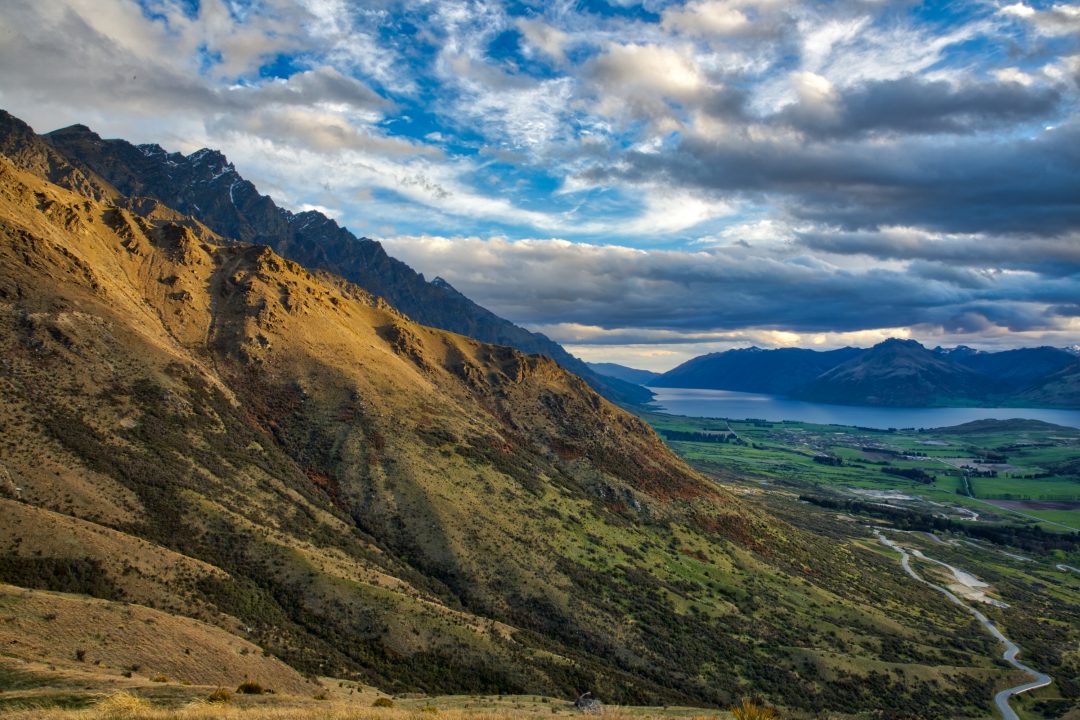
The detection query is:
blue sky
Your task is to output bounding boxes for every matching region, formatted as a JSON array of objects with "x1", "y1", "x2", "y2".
[{"x1": 1, "y1": 0, "x2": 1079, "y2": 369}]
